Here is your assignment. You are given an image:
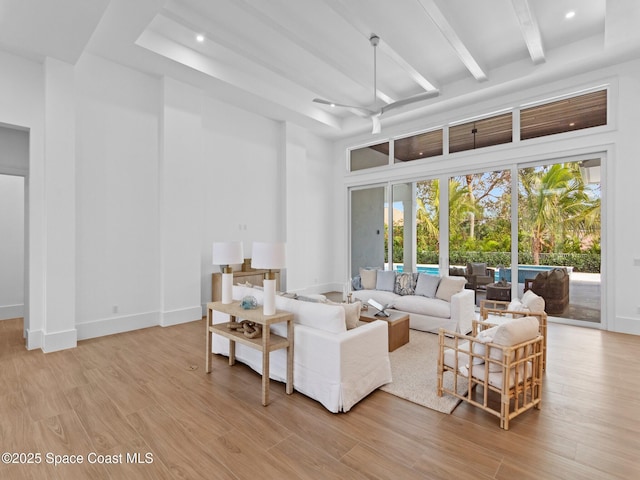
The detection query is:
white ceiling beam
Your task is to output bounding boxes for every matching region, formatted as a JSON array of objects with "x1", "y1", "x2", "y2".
[
  {"x1": 232, "y1": 0, "x2": 378, "y2": 99},
  {"x1": 510, "y1": 0, "x2": 546, "y2": 64},
  {"x1": 322, "y1": 0, "x2": 439, "y2": 99},
  {"x1": 416, "y1": 0, "x2": 488, "y2": 81},
  {"x1": 377, "y1": 38, "x2": 438, "y2": 93}
]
